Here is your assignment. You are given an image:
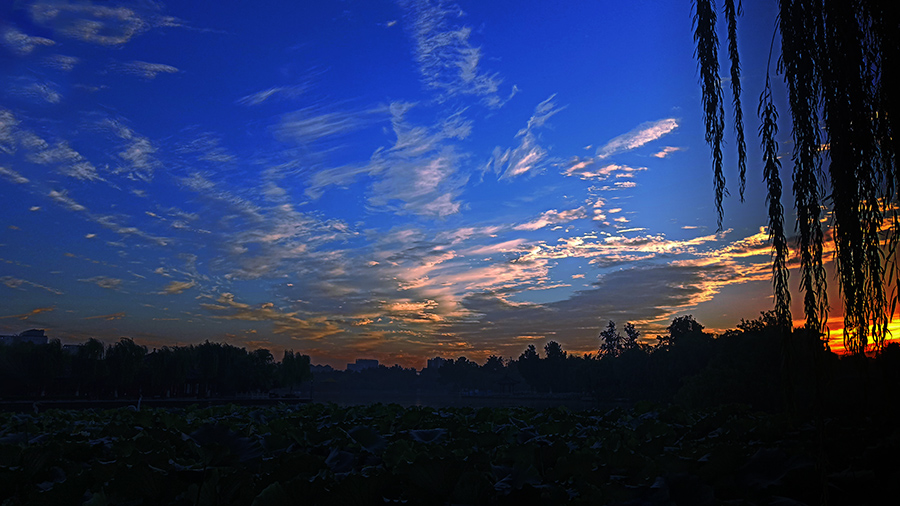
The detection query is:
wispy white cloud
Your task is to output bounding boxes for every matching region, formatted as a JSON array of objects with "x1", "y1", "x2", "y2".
[
  {"x1": 464, "y1": 238, "x2": 530, "y2": 256},
  {"x1": 177, "y1": 132, "x2": 235, "y2": 164},
  {"x1": 367, "y1": 104, "x2": 473, "y2": 217},
  {"x1": 47, "y1": 190, "x2": 171, "y2": 246},
  {"x1": 33, "y1": 81, "x2": 62, "y2": 103},
  {"x1": 399, "y1": 0, "x2": 507, "y2": 106},
  {"x1": 7, "y1": 77, "x2": 64, "y2": 104},
  {"x1": 596, "y1": 118, "x2": 678, "y2": 159},
  {"x1": 368, "y1": 147, "x2": 465, "y2": 217},
  {"x1": 0, "y1": 110, "x2": 18, "y2": 155},
  {"x1": 488, "y1": 95, "x2": 565, "y2": 179},
  {"x1": 48, "y1": 189, "x2": 87, "y2": 211},
  {"x1": 120, "y1": 60, "x2": 179, "y2": 79},
  {"x1": 515, "y1": 207, "x2": 586, "y2": 231},
  {"x1": 43, "y1": 54, "x2": 79, "y2": 71},
  {"x1": 237, "y1": 85, "x2": 307, "y2": 106},
  {"x1": 276, "y1": 105, "x2": 383, "y2": 146},
  {"x1": 26, "y1": 136, "x2": 101, "y2": 180},
  {"x1": 435, "y1": 225, "x2": 502, "y2": 245},
  {"x1": 102, "y1": 119, "x2": 160, "y2": 181},
  {"x1": 1, "y1": 26, "x2": 54, "y2": 56},
  {"x1": 177, "y1": 170, "x2": 358, "y2": 280},
  {"x1": 563, "y1": 161, "x2": 646, "y2": 181},
  {"x1": 652, "y1": 146, "x2": 682, "y2": 158},
  {"x1": 0, "y1": 166, "x2": 29, "y2": 184},
  {"x1": 307, "y1": 102, "x2": 470, "y2": 217},
  {"x1": 29, "y1": 1, "x2": 180, "y2": 46},
  {"x1": 0, "y1": 276, "x2": 63, "y2": 295}
]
